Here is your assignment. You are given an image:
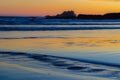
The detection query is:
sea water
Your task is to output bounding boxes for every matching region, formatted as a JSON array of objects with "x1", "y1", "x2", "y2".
[{"x1": 0, "y1": 23, "x2": 120, "y2": 80}]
